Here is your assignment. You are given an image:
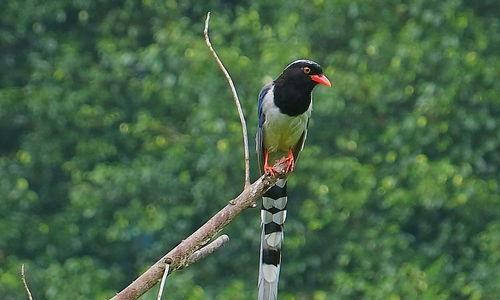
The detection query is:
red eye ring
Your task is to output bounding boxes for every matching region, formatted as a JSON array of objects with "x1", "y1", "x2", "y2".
[{"x1": 303, "y1": 67, "x2": 311, "y2": 74}]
